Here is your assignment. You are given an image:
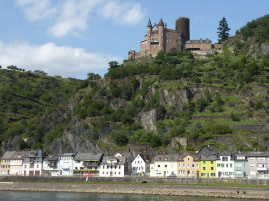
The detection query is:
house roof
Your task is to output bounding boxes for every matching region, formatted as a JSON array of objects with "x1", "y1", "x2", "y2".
[
  {"x1": 200, "y1": 155, "x2": 216, "y2": 161},
  {"x1": 101, "y1": 156, "x2": 126, "y2": 165},
  {"x1": 197, "y1": 146, "x2": 213, "y2": 156},
  {"x1": 133, "y1": 153, "x2": 150, "y2": 163},
  {"x1": 216, "y1": 152, "x2": 235, "y2": 160},
  {"x1": 74, "y1": 153, "x2": 103, "y2": 161},
  {"x1": 11, "y1": 151, "x2": 27, "y2": 160},
  {"x1": 23, "y1": 150, "x2": 43, "y2": 158},
  {"x1": 113, "y1": 152, "x2": 134, "y2": 163},
  {"x1": 1, "y1": 151, "x2": 16, "y2": 160},
  {"x1": 61, "y1": 153, "x2": 76, "y2": 157},
  {"x1": 43, "y1": 155, "x2": 59, "y2": 161},
  {"x1": 179, "y1": 154, "x2": 200, "y2": 162},
  {"x1": 245, "y1": 152, "x2": 269, "y2": 157},
  {"x1": 152, "y1": 155, "x2": 180, "y2": 162}
]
